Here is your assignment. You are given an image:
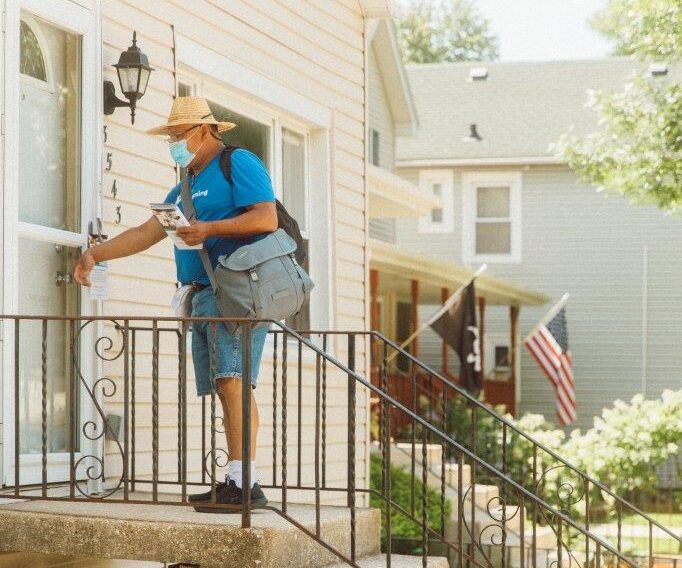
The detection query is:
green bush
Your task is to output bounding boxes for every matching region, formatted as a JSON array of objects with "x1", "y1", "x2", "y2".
[
  {"x1": 369, "y1": 453, "x2": 452, "y2": 539},
  {"x1": 396, "y1": 389, "x2": 682, "y2": 519}
]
